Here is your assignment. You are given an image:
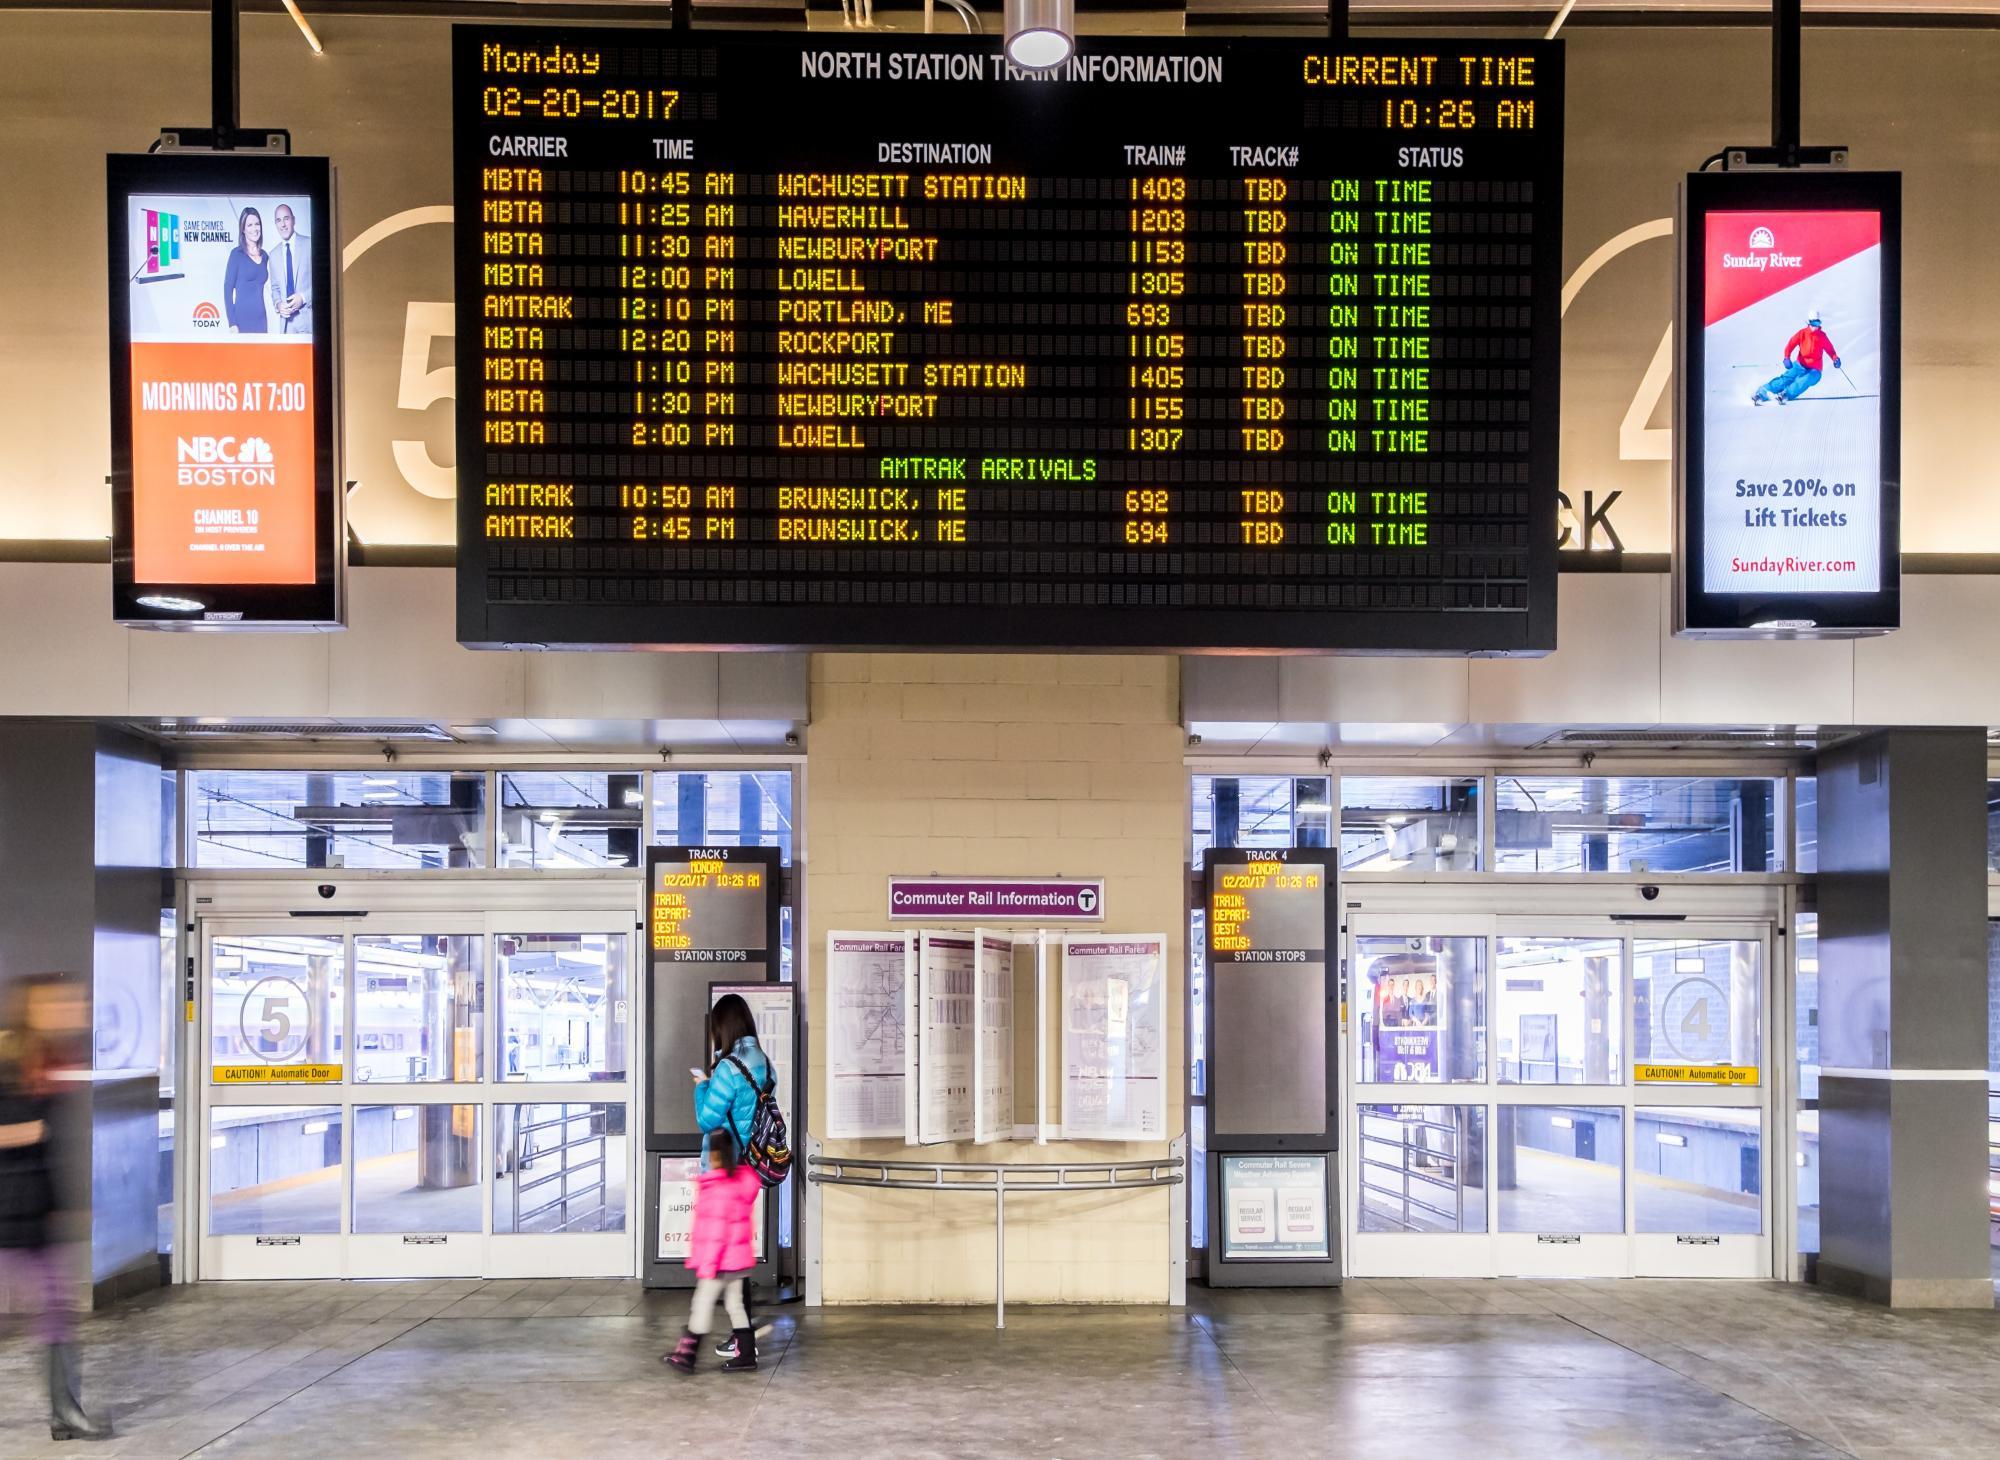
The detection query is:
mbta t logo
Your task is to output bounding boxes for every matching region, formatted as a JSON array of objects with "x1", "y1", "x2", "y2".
[{"x1": 1075, "y1": 886, "x2": 1099, "y2": 916}]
